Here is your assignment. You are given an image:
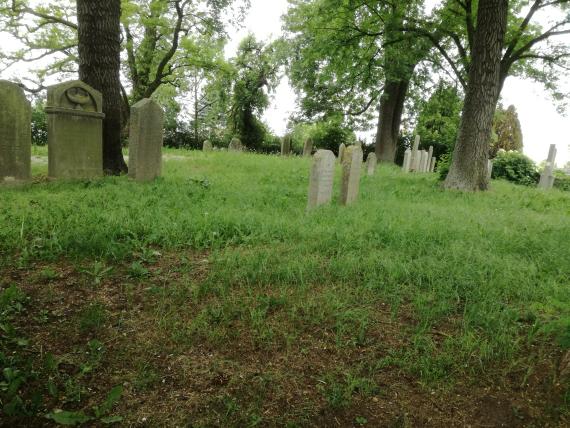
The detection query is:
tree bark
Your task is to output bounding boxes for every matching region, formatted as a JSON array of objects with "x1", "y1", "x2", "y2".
[
  {"x1": 77, "y1": 0, "x2": 127, "y2": 175},
  {"x1": 444, "y1": 0, "x2": 508, "y2": 191},
  {"x1": 374, "y1": 78, "x2": 410, "y2": 163}
]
